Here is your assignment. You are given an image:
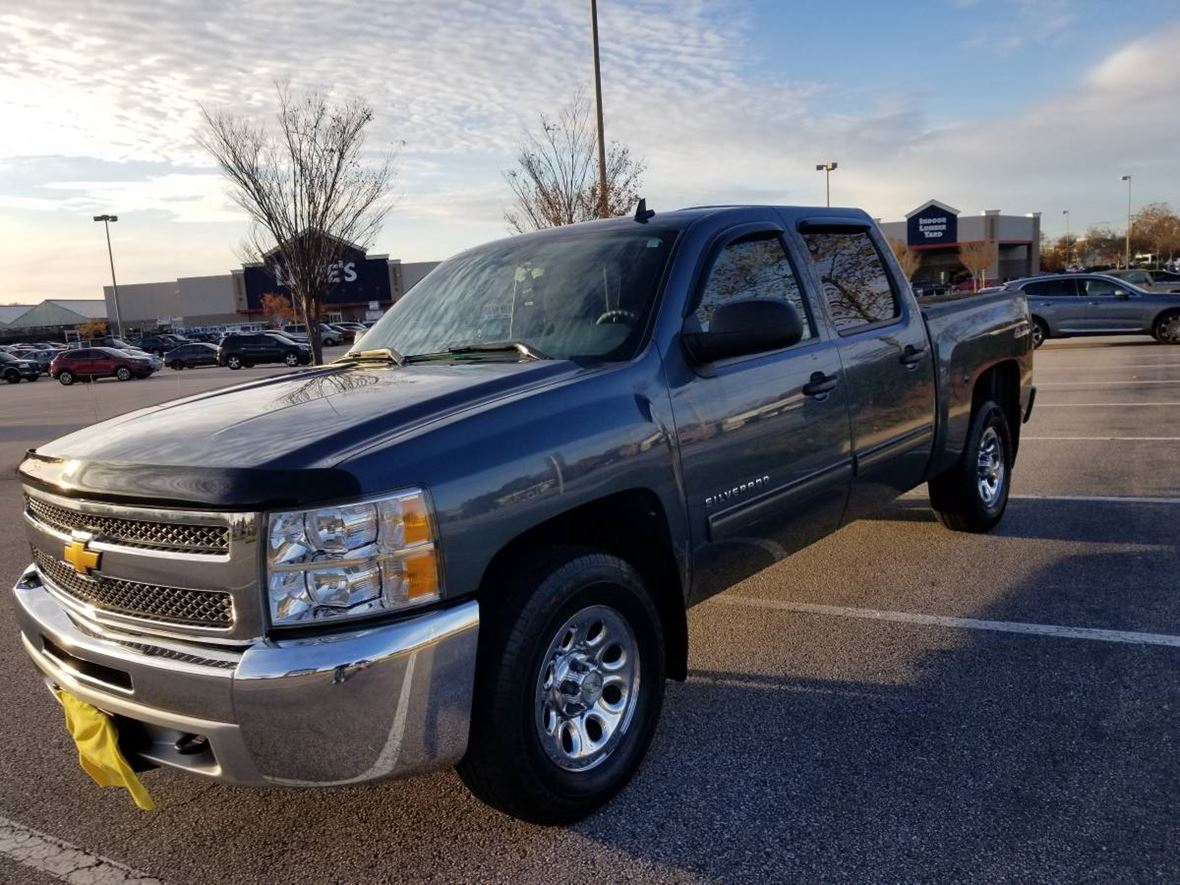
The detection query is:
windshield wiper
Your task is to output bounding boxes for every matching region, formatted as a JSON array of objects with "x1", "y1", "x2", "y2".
[
  {"x1": 404, "y1": 340, "x2": 549, "y2": 363},
  {"x1": 334, "y1": 347, "x2": 405, "y2": 367}
]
